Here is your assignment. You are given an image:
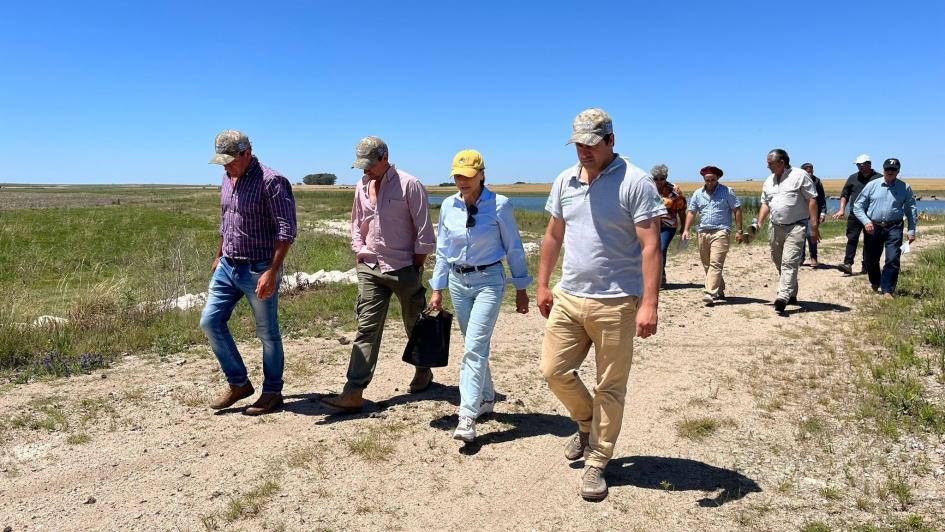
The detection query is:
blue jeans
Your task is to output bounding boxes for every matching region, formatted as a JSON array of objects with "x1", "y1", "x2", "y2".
[
  {"x1": 659, "y1": 226, "x2": 677, "y2": 279},
  {"x1": 200, "y1": 258, "x2": 284, "y2": 393},
  {"x1": 863, "y1": 223, "x2": 904, "y2": 294},
  {"x1": 448, "y1": 263, "x2": 505, "y2": 418}
]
